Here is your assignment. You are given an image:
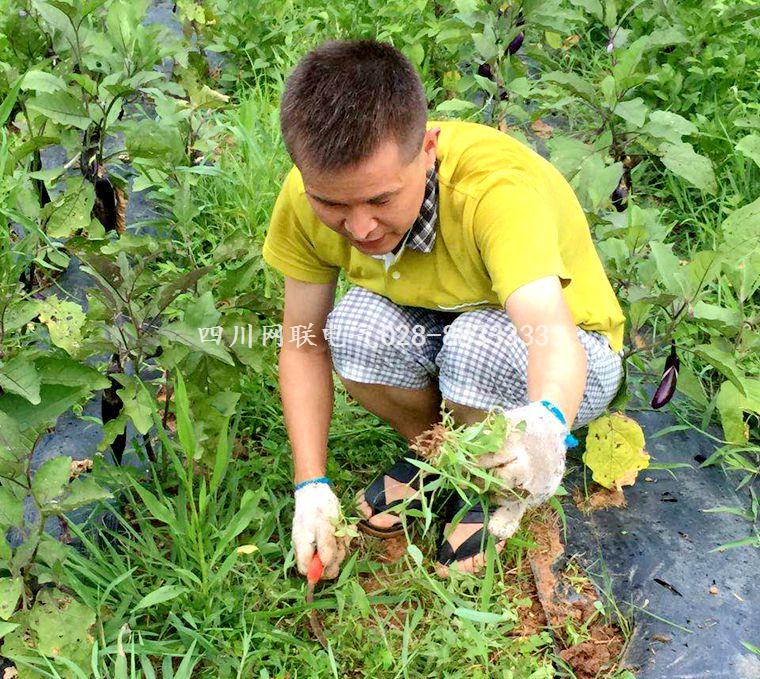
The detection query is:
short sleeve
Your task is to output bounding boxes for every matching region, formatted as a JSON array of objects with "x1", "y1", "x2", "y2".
[
  {"x1": 473, "y1": 181, "x2": 572, "y2": 306},
  {"x1": 262, "y1": 170, "x2": 340, "y2": 284}
]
